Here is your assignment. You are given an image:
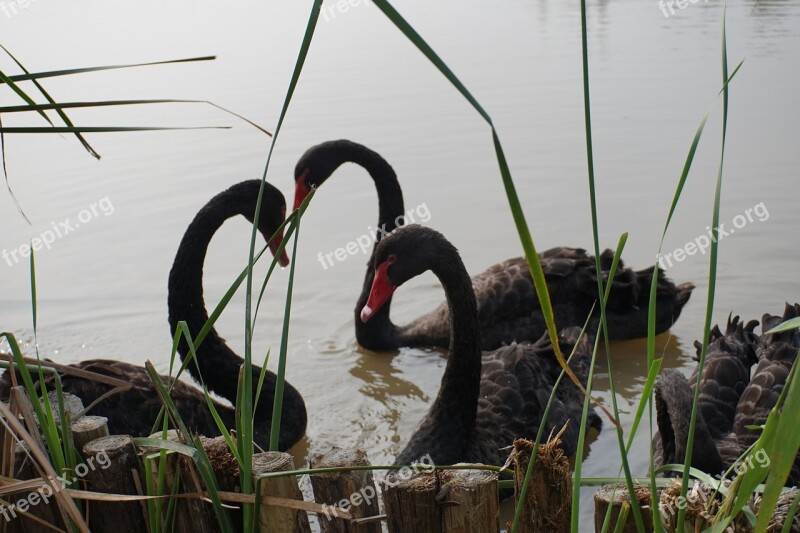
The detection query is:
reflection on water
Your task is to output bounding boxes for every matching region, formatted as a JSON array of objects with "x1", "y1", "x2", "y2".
[
  {"x1": 350, "y1": 347, "x2": 428, "y2": 407},
  {"x1": 1, "y1": 0, "x2": 799, "y2": 529},
  {"x1": 593, "y1": 333, "x2": 688, "y2": 398}
]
